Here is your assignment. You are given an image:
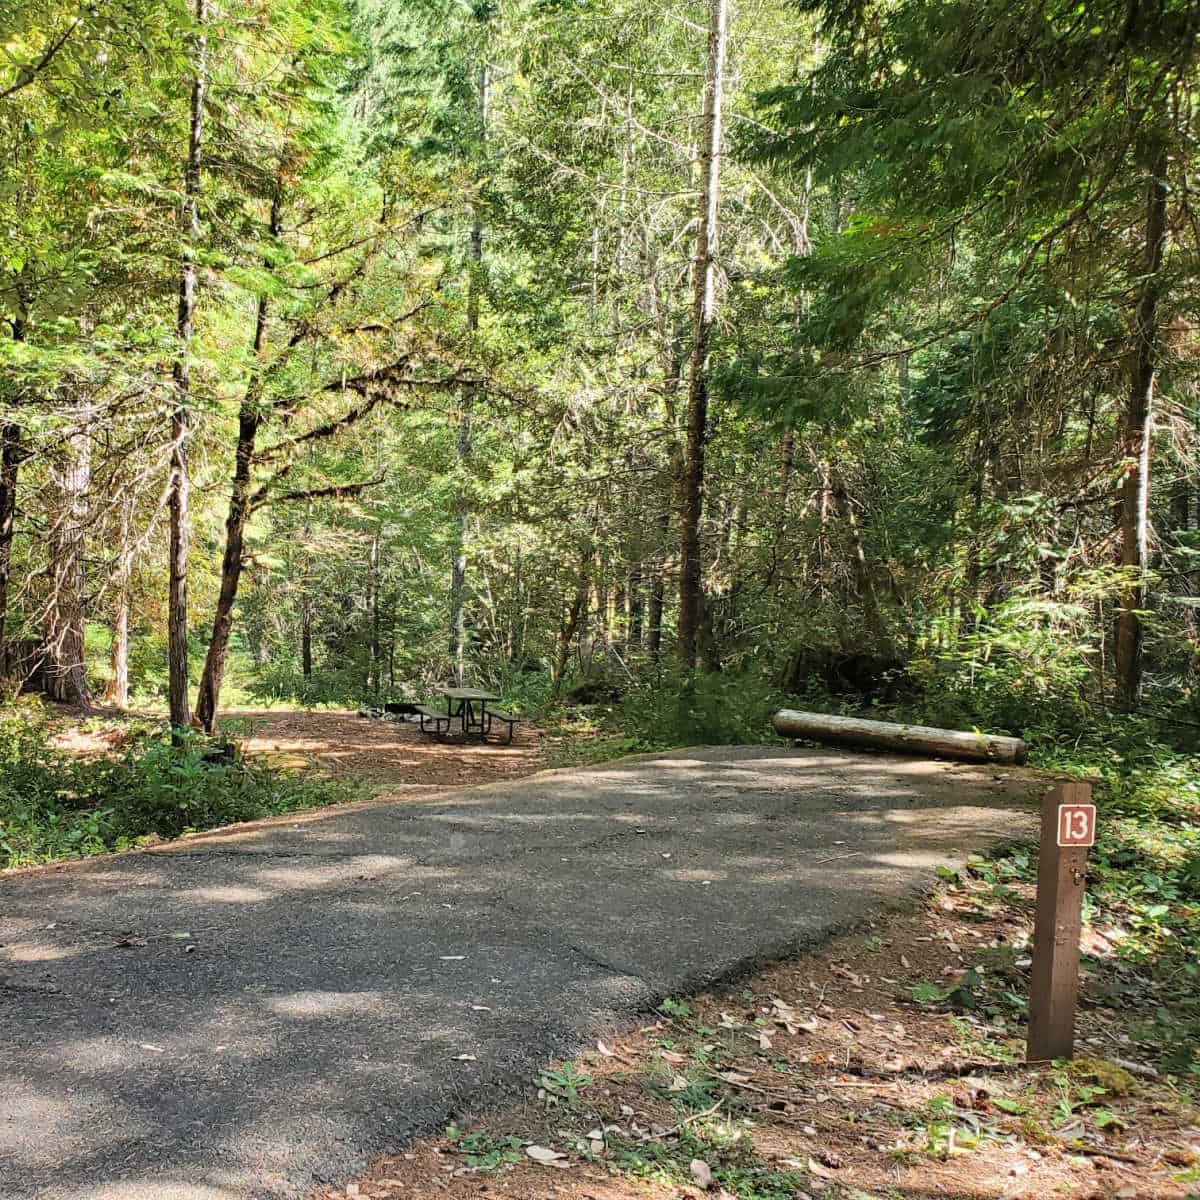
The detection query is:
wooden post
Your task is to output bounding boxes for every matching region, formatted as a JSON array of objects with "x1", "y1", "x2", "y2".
[{"x1": 1027, "y1": 781, "x2": 1095, "y2": 1062}]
